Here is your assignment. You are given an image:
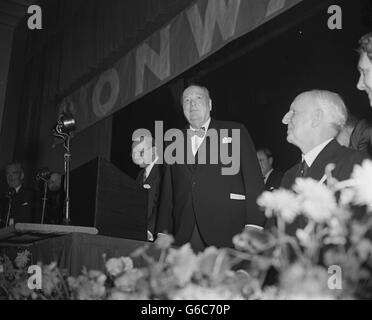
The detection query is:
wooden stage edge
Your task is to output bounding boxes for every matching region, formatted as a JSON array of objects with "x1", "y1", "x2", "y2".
[{"x1": 0, "y1": 223, "x2": 98, "y2": 246}]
